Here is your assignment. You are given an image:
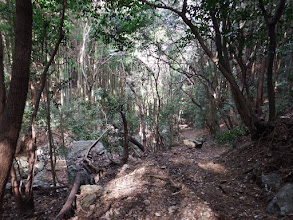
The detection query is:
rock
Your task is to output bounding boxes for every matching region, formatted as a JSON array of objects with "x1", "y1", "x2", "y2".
[
  {"x1": 66, "y1": 141, "x2": 109, "y2": 184},
  {"x1": 155, "y1": 212, "x2": 161, "y2": 217},
  {"x1": 183, "y1": 138, "x2": 204, "y2": 148},
  {"x1": 143, "y1": 199, "x2": 151, "y2": 206},
  {"x1": 67, "y1": 165, "x2": 91, "y2": 185},
  {"x1": 121, "y1": 164, "x2": 130, "y2": 171},
  {"x1": 267, "y1": 183, "x2": 293, "y2": 217},
  {"x1": 67, "y1": 141, "x2": 106, "y2": 161},
  {"x1": 168, "y1": 206, "x2": 177, "y2": 215},
  {"x1": 80, "y1": 185, "x2": 104, "y2": 196},
  {"x1": 77, "y1": 185, "x2": 104, "y2": 211},
  {"x1": 261, "y1": 173, "x2": 281, "y2": 191}
]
